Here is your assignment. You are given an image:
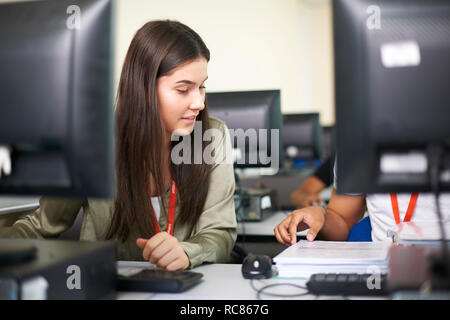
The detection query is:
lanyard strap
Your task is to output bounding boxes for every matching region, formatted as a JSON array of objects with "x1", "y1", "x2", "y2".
[
  {"x1": 390, "y1": 193, "x2": 419, "y2": 224},
  {"x1": 151, "y1": 178, "x2": 177, "y2": 235},
  {"x1": 166, "y1": 178, "x2": 177, "y2": 235}
]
